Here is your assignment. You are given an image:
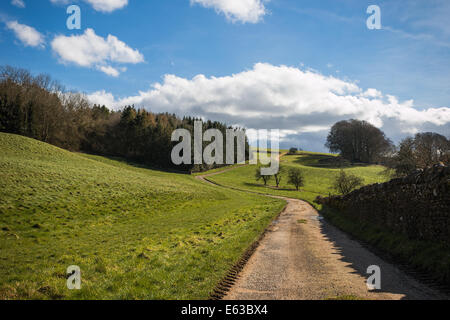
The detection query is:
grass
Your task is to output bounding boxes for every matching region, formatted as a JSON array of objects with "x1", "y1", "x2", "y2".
[
  {"x1": 190, "y1": 149, "x2": 287, "y2": 177},
  {"x1": 191, "y1": 163, "x2": 247, "y2": 177},
  {"x1": 206, "y1": 151, "x2": 389, "y2": 206},
  {"x1": 321, "y1": 206, "x2": 450, "y2": 286},
  {"x1": 0, "y1": 133, "x2": 285, "y2": 300}
]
